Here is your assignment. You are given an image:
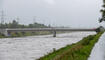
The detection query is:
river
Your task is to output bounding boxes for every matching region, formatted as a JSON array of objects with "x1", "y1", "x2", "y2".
[{"x1": 0, "y1": 32, "x2": 95, "y2": 60}]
